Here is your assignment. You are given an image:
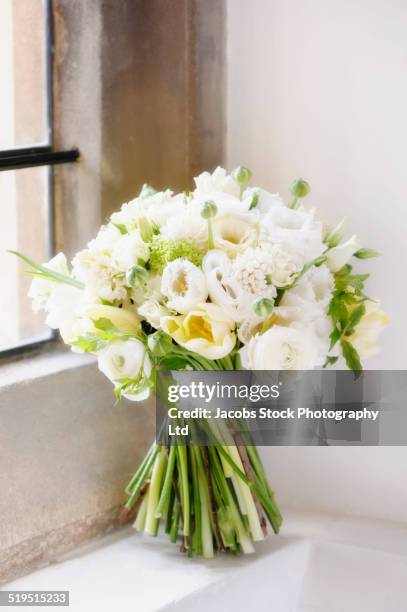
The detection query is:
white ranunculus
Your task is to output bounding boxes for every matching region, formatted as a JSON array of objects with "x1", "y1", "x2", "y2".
[
  {"x1": 98, "y1": 339, "x2": 151, "y2": 401},
  {"x1": 194, "y1": 166, "x2": 240, "y2": 197},
  {"x1": 112, "y1": 231, "x2": 150, "y2": 272},
  {"x1": 72, "y1": 248, "x2": 127, "y2": 304},
  {"x1": 237, "y1": 316, "x2": 264, "y2": 344},
  {"x1": 349, "y1": 301, "x2": 389, "y2": 358},
  {"x1": 161, "y1": 259, "x2": 208, "y2": 314},
  {"x1": 138, "y1": 299, "x2": 171, "y2": 328},
  {"x1": 261, "y1": 206, "x2": 325, "y2": 265},
  {"x1": 240, "y1": 325, "x2": 319, "y2": 370},
  {"x1": 325, "y1": 235, "x2": 361, "y2": 272}
]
